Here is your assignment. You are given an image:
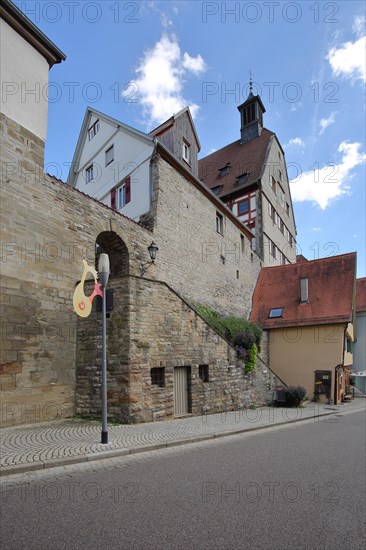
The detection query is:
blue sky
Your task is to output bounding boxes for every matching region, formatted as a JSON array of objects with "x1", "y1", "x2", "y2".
[{"x1": 14, "y1": 1, "x2": 366, "y2": 276}]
